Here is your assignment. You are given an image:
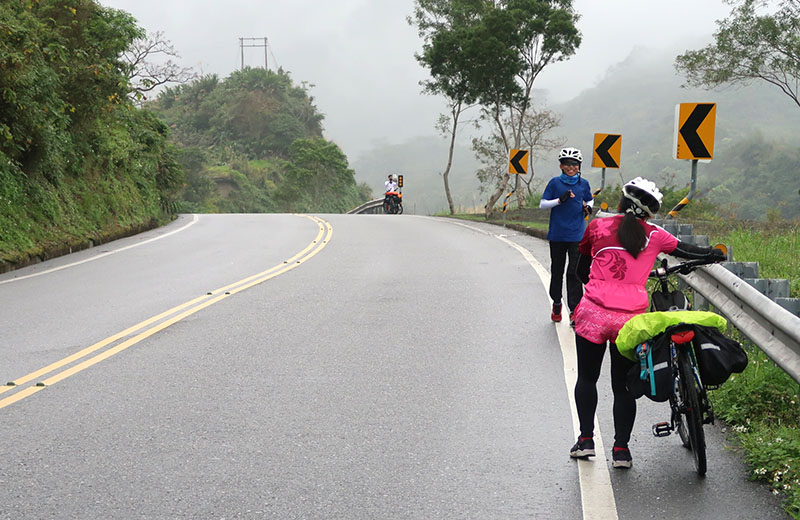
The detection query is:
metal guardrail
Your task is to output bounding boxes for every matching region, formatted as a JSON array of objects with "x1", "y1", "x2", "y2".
[
  {"x1": 676, "y1": 259, "x2": 800, "y2": 383},
  {"x1": 347, "y1": 198, "x2": 384, "y2": 214}
]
